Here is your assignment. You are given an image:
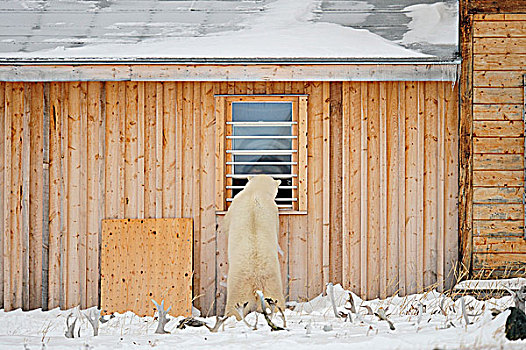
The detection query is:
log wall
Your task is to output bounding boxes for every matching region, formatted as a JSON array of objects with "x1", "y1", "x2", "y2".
[
  {"x1": 0, "y1": 80, "x2": 458, "y2": 313},
  {"x1": 470, "y1": 13, "x2": 526, "y2": 276}
]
